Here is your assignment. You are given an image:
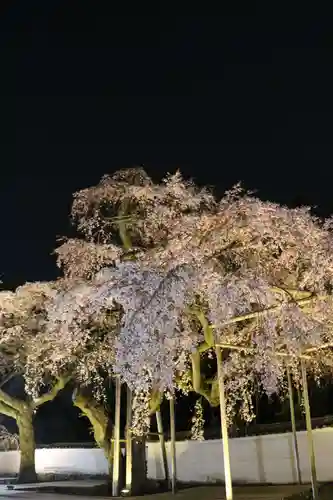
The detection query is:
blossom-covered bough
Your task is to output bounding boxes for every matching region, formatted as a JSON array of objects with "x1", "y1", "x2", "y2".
[
  {"x1": 0, "y1": 282, "x2": 70, "y2": 483},
  {"x1": 54, "y1": 168, "x2": 333, "y2": 499}
]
